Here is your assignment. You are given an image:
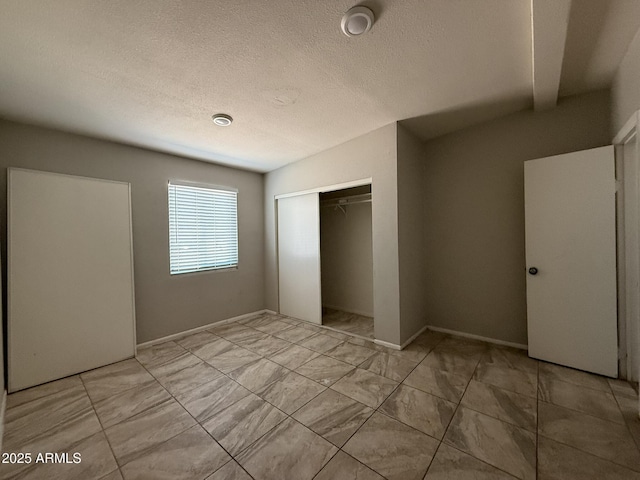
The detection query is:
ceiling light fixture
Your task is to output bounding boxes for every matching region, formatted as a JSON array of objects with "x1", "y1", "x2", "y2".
[
  {"x1": 341, "y1": 6, "x2": 375, "y2": 37},
  {"x1": 211, "y1": 113, "x2": 233, "y2": 127}
]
